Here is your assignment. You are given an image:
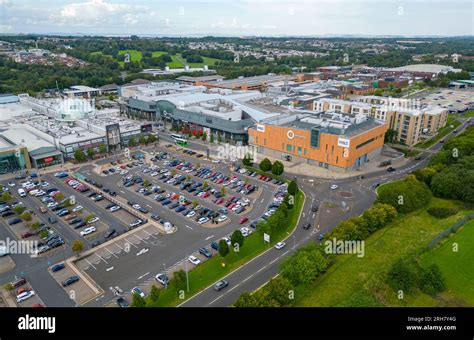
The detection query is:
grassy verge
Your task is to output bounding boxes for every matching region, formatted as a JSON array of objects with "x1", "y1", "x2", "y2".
[
  {"x1": 292, "y1": 198, "x2": 472, "y2": 307},
  {"x1": 152, "y1": 51, "x2": 168, "y2": 58},
  {"x1": 243, "y1": 165, "x2": 286, "y2": 182},
  {"x1": 147, "y1": 191, "x2": 304, "y2": 307},
  {"x1": 460, "y1": 109, "x2": 474, "y2": 118},
  {"x1": 419, "y1": 219, "x2": 474, "y2": 305},
  {"x1": 416, "y1": 116, "x2": 462, "y2": 149}
]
